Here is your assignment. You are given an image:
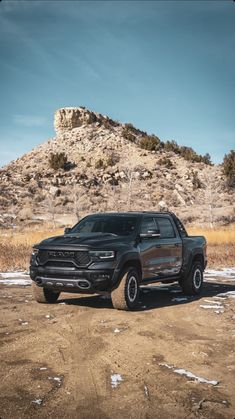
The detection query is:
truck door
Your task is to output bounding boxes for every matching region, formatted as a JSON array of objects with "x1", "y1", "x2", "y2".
[
  {"x1": 138, "y1": 216, "x2": 162, "y2": 279},
  {"x1": 153, "y1": 216, "x2": 182, "y2": 276}
]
